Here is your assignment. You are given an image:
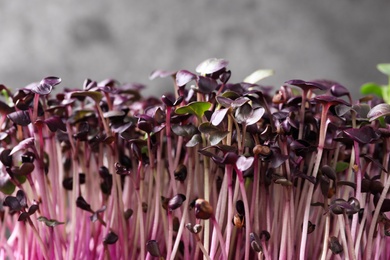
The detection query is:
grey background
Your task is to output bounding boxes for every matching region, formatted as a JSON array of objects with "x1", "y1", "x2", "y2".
[{"x1": 0, "y1": 0, "x2": 389, "y2": 98}]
